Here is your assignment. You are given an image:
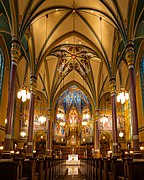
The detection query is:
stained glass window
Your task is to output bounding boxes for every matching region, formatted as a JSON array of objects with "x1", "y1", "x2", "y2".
[
  {"x1": 140, "y1": 54, "x2": 144, "y2": 108},
  {"x1": 0, "y1": 47, "x2": 4, "y2": 99}
]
